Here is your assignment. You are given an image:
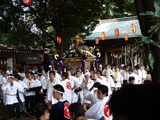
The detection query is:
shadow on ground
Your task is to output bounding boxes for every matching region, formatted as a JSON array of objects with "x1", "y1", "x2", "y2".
[{"x1": 0, "y1": 102, "x2": 35, "y2": 120}]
